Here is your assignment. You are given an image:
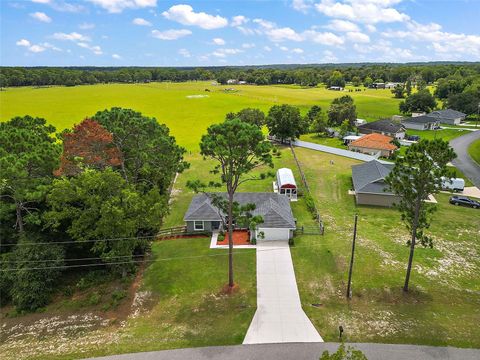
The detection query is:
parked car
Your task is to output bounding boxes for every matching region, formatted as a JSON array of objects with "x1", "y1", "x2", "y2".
[
  {"x1": 449, "y1": 195, "x2": 480, "y2": 209},
  {"x1": 441, "y1": 177, "x2": 465, "y2": 192}
]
